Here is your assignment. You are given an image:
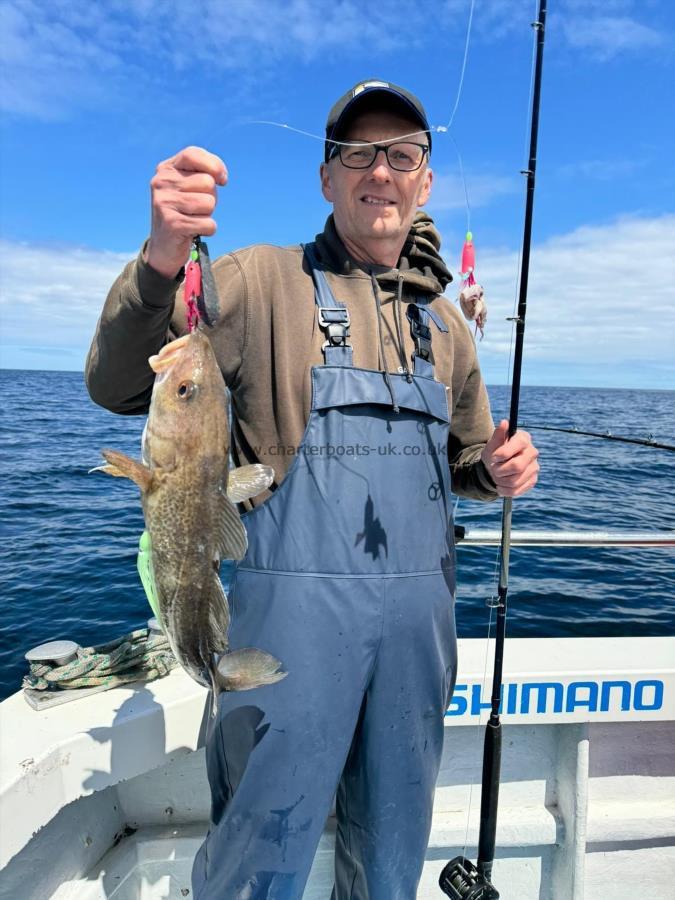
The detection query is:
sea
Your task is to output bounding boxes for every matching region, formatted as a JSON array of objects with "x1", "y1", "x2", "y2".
[{"x1": 1, "y1": 370, "x2": 674, "y2": 700}]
